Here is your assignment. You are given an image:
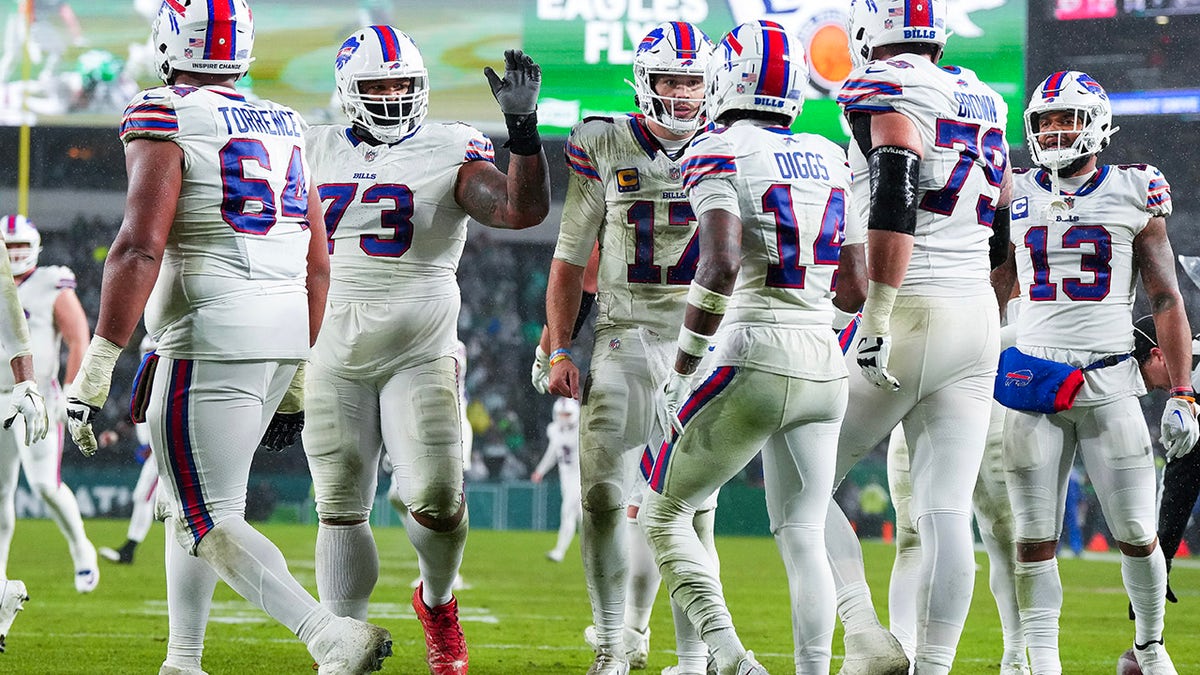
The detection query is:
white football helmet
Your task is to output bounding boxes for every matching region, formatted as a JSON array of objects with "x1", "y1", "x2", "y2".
[
  {"x1": 1025, "y1": 71, "x2": 1117, "y2": 171},
  {"x1": 151, "y1": 0, "x2": 255, "y2": 84},
  {"x1": 2, "y1": 214, "x2": 40, "y2": 277},
  {"x1": 629, "y1": 22, "x2": 715, "y2": 134},
  {"x1": 553, "y1": 397, "x2": 580, "y2": 426},
  {"x1": 708, "y1": 21, "x2": 808, "y2": 126},
  {"x1": 335, "y1": 26, "x2": 429, "y2": 143},
  {"x1": 848, "y1": 0, "x2": 948, "y2": 67}
]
